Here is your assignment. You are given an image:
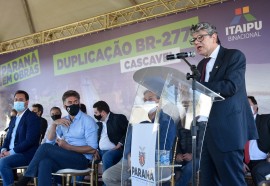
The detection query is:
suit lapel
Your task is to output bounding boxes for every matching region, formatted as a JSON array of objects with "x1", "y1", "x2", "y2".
[
  {"x1": 106, "y1": 112, "x2": 113, "y2": 133},
  {"x1": 255, "y1": 114, "x2": 261, "y2": 130},
  {"x1": 208, "y1": 46, "x2": 225, "y2": 82}
]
